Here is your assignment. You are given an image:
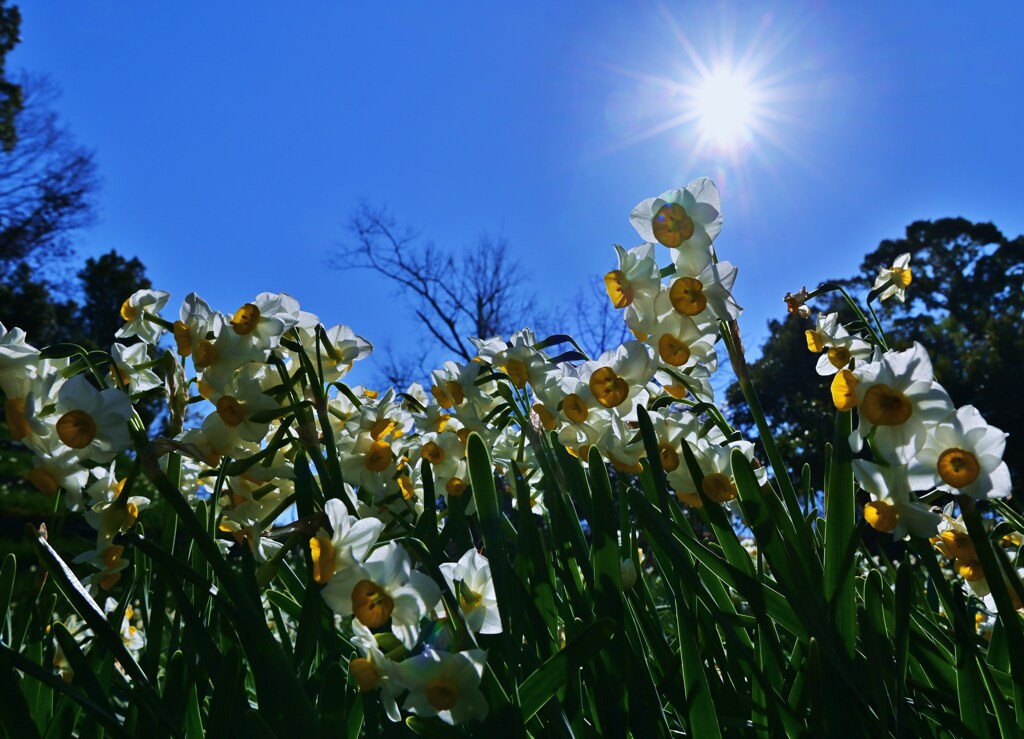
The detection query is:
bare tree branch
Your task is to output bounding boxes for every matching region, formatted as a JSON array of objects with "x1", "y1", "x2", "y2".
[
  {"x1": 566, "y1": 279, "x2": 631, "y2": 359},
  {"x1": 0, "y1": 74, "x2": 98, "y2": 280},
  {"x1": 331, "y1": 203, "x2": 546, "y2": 382}
]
